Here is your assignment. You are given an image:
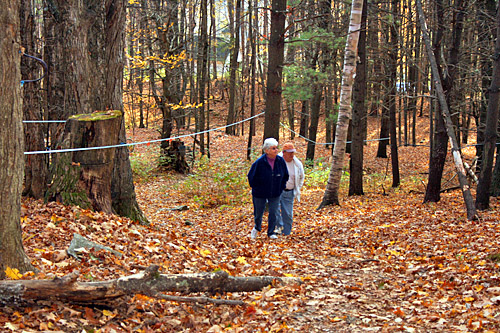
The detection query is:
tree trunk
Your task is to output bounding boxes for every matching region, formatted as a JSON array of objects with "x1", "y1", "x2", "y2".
[
  {"x1": 43, "y1": 0, "x2": 147, "y2": 224},
  {"x1": 476, "y1": 0, "x2": 497, "y2": 172},
  {"x1": 423, "y1": 0, "x2": 447, "y2": 203},
  {"x1": 491, "y1": 146, "x2": 500, "y2": 196},
  {"x1": 0, "y1": 266, "x2": 301, "y2": 306},
  {"x1": 305, "y1": 83, "x2": 322, "y2": 161},
  {"x1": 306, "y1": 0, "x2": 332, "y2": 162},
  {"x1": 376, "y1": 2, "x2": 391, "y2": 160},
  {"x1": 376, "y1": 110, "x2": 389, "y2": 158},
  {"x1": 46, "y1": 111, "x2": 123, "y2": 214},
  {"x1": 423, "y1": 0, "x2": 468, "y2": 205},
  {"x1": 247, "y1": 0, "x2": 257, "y2": 160},
  {"x1": 226, "y1": 0, "x2": 241, "y2": 135},
  {"x1": 0, "y1": 0, "x2": 34, "y2": 278},
  {"x1": 197, "y1": 0, "x2": 209, "y2": 153},
  {"x1": 263, "y1": 0, "x2": 287, "y2": 141},
  {"x1": 20, "y1": 0, "x2": 48, "y2": 199},
  {"x1": 299, "y1": 100, "x2": 309, "y2": 138},
  {"x1": 475, "y1": 5, "x2": 500, "y2": 210},
  {"x1": 319, "y1": 0, "x2": 364, "y2": 209},
  {"x1": 349, "y1": 0, "x2": 368, "y2": 196},
  {"x1": 417, "y1": 0, "x2": 477, "y2": 220},
  {"x1": 389, "y1": 0, "x2": 400, "y2": 187},
  {"x1": 98, "y1": 0, "x2": 148, "y2": 224},
  {"x1": 160, "y1": 139, "x2": 189, "y2": 174}
]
